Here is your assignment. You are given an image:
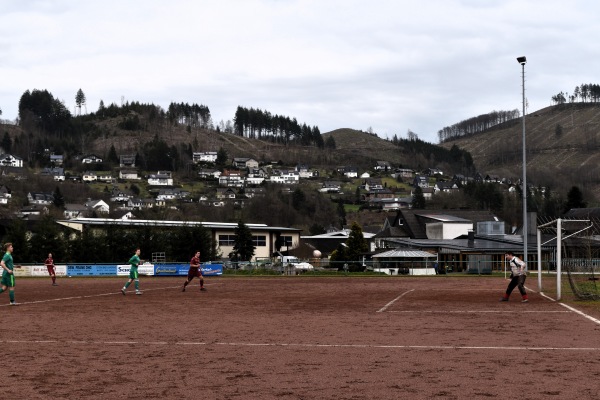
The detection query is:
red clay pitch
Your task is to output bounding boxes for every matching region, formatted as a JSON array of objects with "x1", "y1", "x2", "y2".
[{"x1": 2, "y1": 276, "x2": 600, "y2": 399}]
